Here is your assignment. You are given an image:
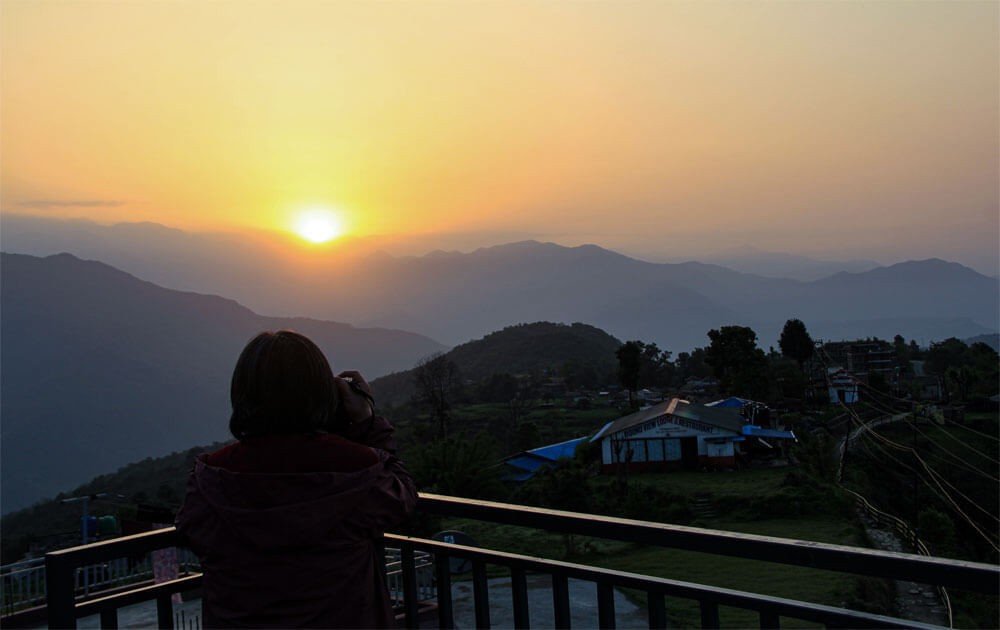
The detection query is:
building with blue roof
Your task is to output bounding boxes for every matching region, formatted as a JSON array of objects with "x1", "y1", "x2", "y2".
[{"x1": 501, "y1": 437, "x2": 589, "y2": 481}]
